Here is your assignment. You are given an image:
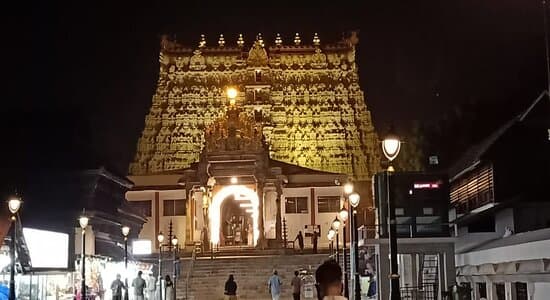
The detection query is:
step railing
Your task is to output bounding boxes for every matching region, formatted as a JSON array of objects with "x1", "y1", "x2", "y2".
[{"x1": 185, "y1": 247, "x2": 197, "y2": 299}]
